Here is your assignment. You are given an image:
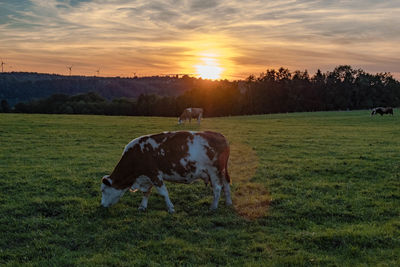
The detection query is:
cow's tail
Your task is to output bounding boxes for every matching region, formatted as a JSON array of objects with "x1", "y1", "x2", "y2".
[
  {"x1": 219, "y1": 145, "x2": 231, "y2": 184},
  {"x1": 225, "y1": 164, "x2": 231, "y2": 185}
]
